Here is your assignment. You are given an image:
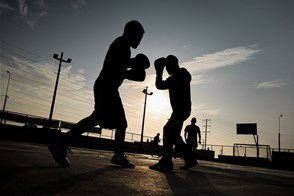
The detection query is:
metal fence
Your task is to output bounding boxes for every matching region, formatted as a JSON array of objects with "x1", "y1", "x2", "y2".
[{"x1": 2, "y1": 110, "x2": 293, "y2": 159}]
